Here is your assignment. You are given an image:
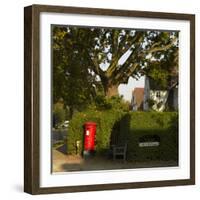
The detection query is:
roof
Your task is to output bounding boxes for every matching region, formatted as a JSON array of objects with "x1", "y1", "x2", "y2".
[{"x1": 132, "y1": 88, "x2": 144, "y2": 109}]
